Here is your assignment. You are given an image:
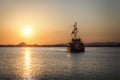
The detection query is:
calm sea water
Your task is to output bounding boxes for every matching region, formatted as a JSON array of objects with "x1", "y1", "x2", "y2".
[{"x1": 0, "y1": 47, "x2": 120, "y2": 80}]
